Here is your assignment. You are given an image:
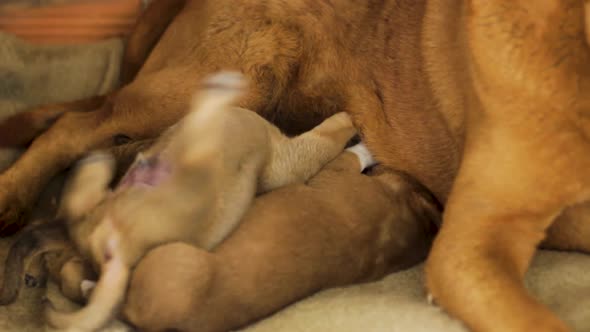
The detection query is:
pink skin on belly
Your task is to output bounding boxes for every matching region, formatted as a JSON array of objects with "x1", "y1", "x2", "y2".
[{"x1": 116, "y1": 154, "x2": 172, "y2": 190}]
